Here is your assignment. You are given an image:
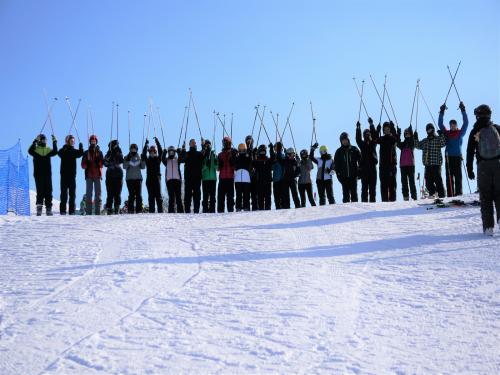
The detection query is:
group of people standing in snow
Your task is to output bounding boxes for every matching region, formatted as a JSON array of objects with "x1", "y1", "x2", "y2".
[{"x1": 28, "y1": 102, "x2": 500, "y2": 235}]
